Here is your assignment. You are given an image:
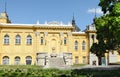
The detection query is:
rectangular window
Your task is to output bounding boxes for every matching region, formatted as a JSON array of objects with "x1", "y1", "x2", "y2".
[
  {"x1": 82, "y1": 41, "x2": 86, "y2": 51},
  {"x1": 75, "y1": 45, "x2": 78, "y2": 50},
  {"x1": 75, "y1": 56, "x2": 79, "y2": 64},
  {"x1": 40, "y1": 37, "x2": 44, "y2": 45},
  {"x1": 83, "y1": 56, "x2": 86, "y2": 64},
  {"x1": 75, "y1": 41, "x2": 78, "y2": 51},
  {"x1": 64, "y1": 37, "x2": 67, "y2": 45},
  {"x1": 16, "y1": 39, "x2": 21, "y2": 44},
  {"x1": 4, "y1": 39, "x2": 9, "y2": 44},
  {"x1": 82, "y1": 46, "x2": 85, "y2": 50},
  {"x1": 27, "y1": 39, "x2": 32, "y2": 45},
  {"x1": 3, "y1": 59, "x2": 9, "y2": 65}
]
